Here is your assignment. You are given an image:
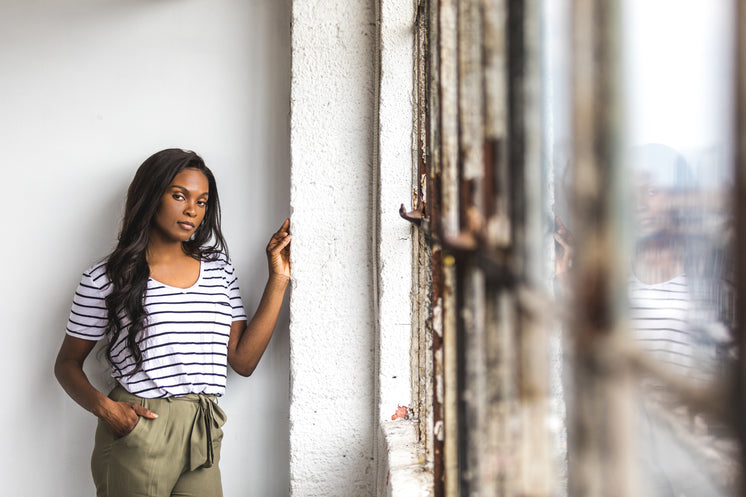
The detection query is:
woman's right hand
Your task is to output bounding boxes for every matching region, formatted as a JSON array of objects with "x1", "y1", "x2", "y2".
[
  {"x1": 101, "y1": 400, "x2": 158, "y2": 438},
  {"x1": 554, "y1": 216, "x2": 575, "y2": 296},
  {"x1": 55, "y1": 335, "x2": 158, "y2": 438},
  {"x1": 266, "y1": 218, "x2": 291, "y2": 280},
  {"x1": 554, "y1": 216, "x2": 574, "y2": 276}
]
